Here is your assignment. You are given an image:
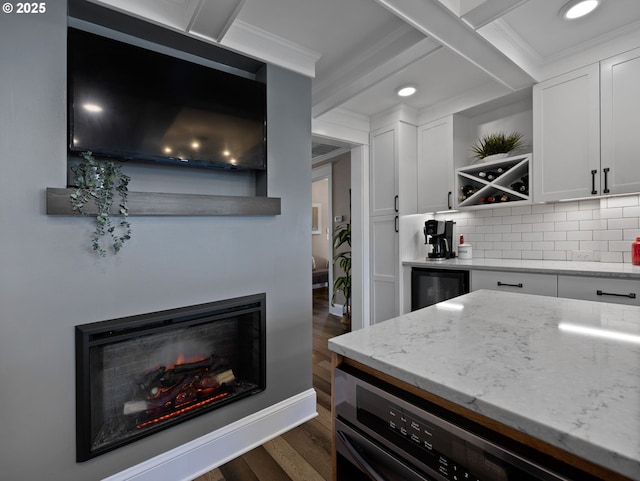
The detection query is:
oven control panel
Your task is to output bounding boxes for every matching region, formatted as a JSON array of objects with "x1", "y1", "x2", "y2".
[{"x1": 334, "y1": 366, "x2": 571, "y2": 481}]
